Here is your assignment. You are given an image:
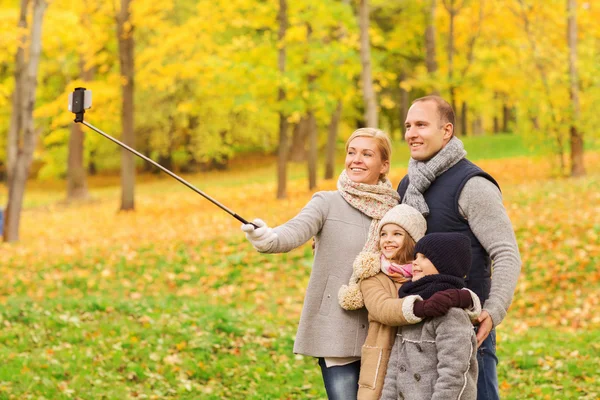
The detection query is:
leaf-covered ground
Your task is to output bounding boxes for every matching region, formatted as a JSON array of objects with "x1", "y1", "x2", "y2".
[{"x1": 0, "y1": 151, "x2": 599, "y2": 399}]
